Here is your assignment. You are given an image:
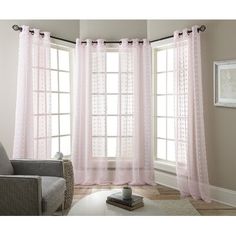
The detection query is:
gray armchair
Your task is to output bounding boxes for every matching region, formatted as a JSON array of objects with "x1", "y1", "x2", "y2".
[{"x1": 0, "y1": 143, "x2": 66, "y2": 216}]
